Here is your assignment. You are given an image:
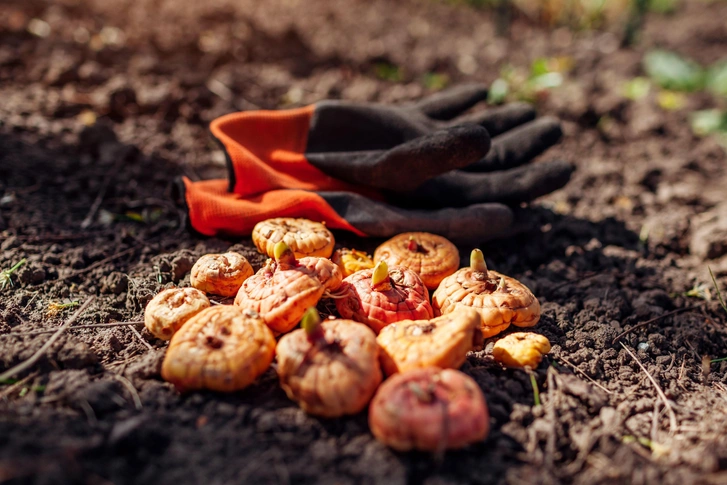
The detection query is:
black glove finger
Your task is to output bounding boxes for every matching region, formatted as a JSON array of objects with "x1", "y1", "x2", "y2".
[
  {"x1": 320, "y1": 191, "x2": 513, "y2": 244},
  {"x1": 412, "y1": 84, "x2": 489, "y2": 120},
  {"x1": 389, "y1": 159, "x2": 575, "y2": 208},
  {"x1": 306, "y1": 124, "x2": 490, "y2": 192},
  {"x1": 307, "y1": 101, "x2": 427, "y2": 152},
  {"x1": 446, "y1": 102, "x2": 536, "y2": 137},
  {"x1": 461, "y1": 116, "x2": 563, "y2": 172}
]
